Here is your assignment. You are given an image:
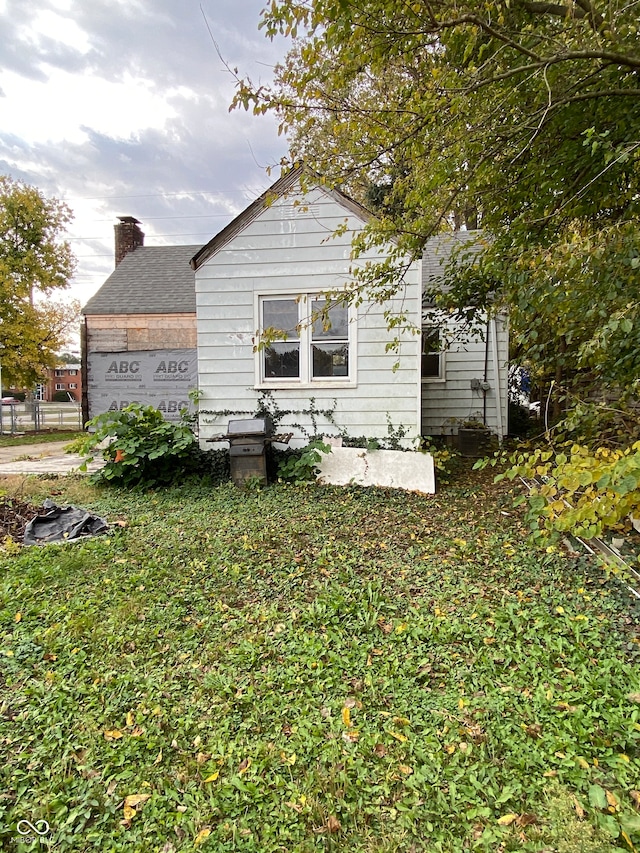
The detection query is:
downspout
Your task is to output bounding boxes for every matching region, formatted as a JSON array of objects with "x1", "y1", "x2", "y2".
[
  {"x1": 490, "y1": 316, "x2": 504, "y2": 441},
  {"x1": 483, "y1": 319, "x2": 490, "y2": 426}
]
